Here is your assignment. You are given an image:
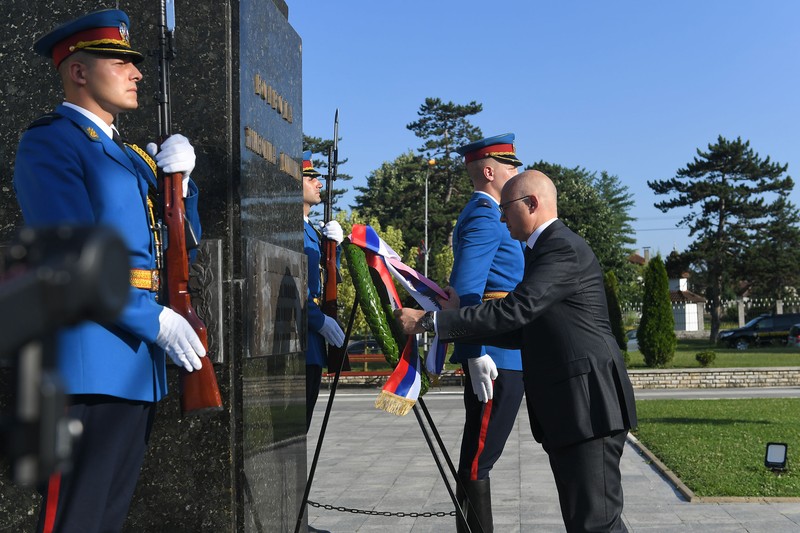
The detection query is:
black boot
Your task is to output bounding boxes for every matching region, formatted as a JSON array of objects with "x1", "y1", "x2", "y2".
[{"x1": 455, "y1": 476, "x2": 493, "y2": 533}]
